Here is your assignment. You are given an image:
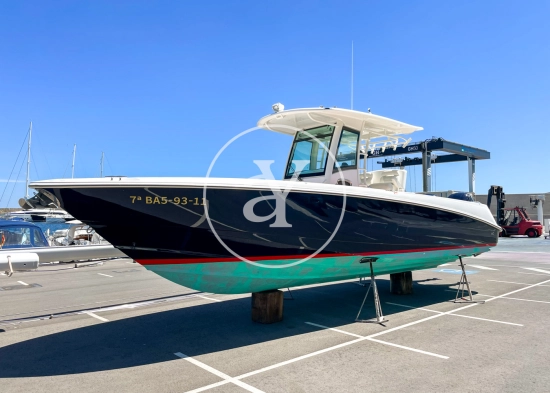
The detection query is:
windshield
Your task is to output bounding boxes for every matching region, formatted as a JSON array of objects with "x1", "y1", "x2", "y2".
[
  {"x1": 0, "y1": 226, "x2": 48, "y2": 249},
  {"x1": 285, "y1": 125, "x2": 335, "y2": 179},
  {"x1": 334, "y1": 128, "x2": 359, "y2": 170}
]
